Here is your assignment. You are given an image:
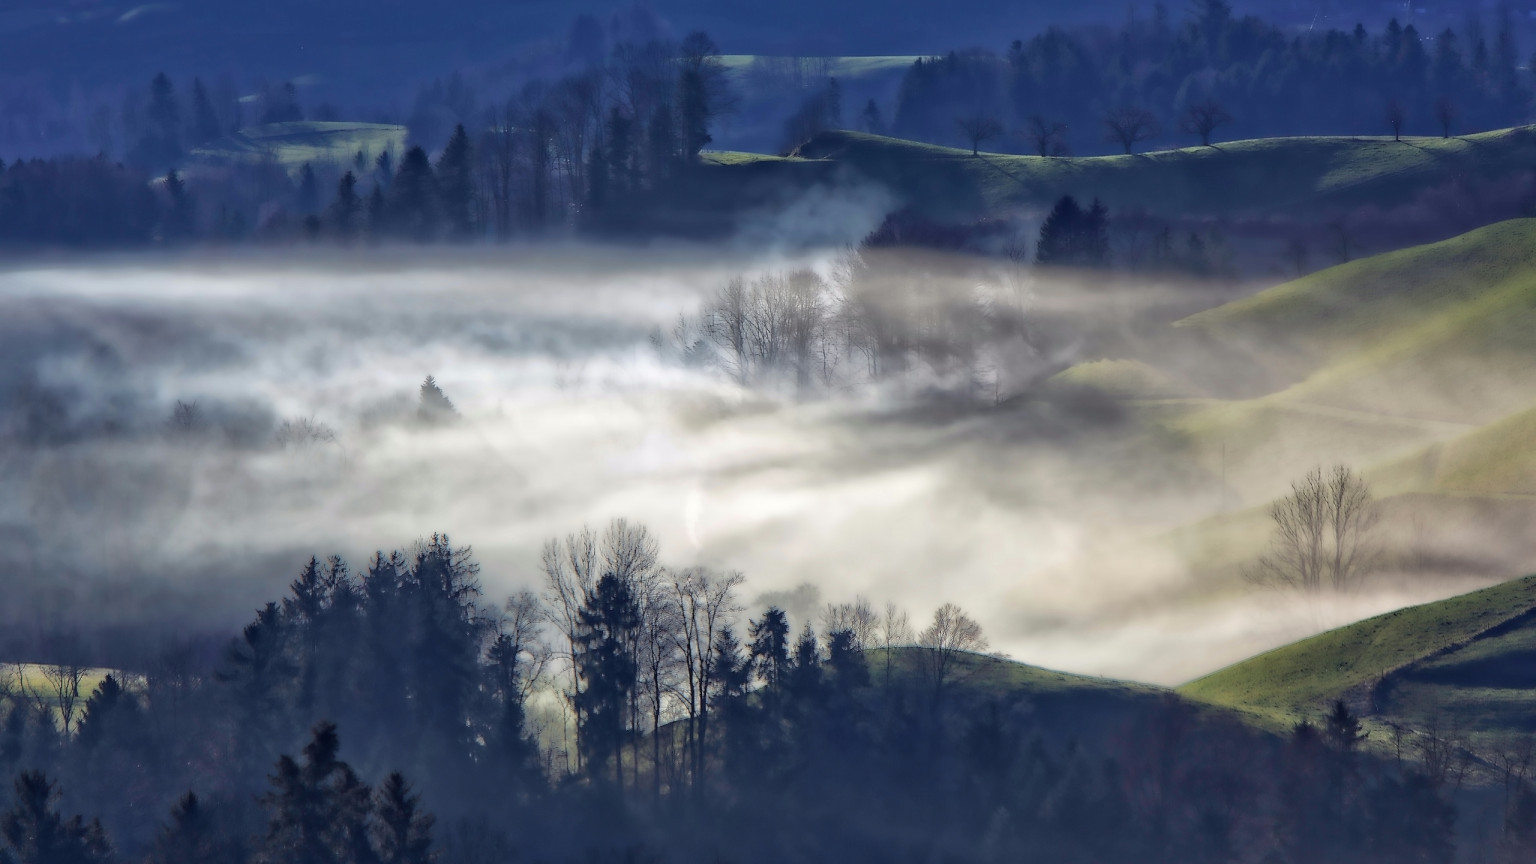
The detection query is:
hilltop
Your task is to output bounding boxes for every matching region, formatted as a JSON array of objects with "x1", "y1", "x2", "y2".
[
  {"x1": 1179, "y1": 575, "x2": 1536, "y2": 738},
  {"x1": 748, "y1": 127, "x2": 1536, "y2": 223}
]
